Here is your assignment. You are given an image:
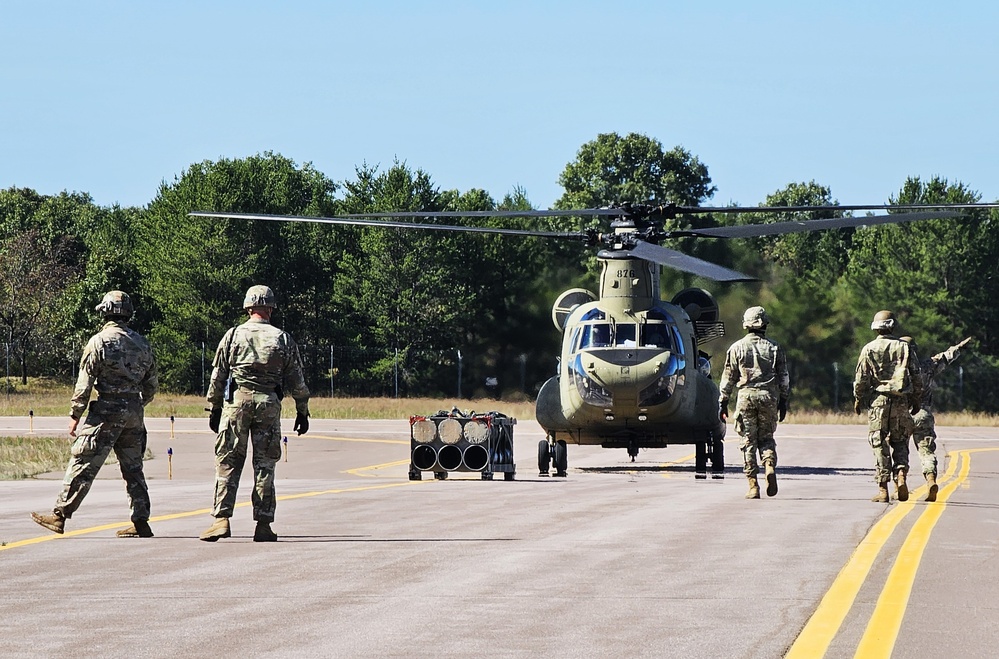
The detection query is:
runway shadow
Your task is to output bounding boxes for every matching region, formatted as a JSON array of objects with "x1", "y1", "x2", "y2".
[
  {"x1": 578, "y1": 464, "x2": 871, "y2": 477},
  {"x1": 275, "y1": 536, "x2": 519, "y2": 543}
]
